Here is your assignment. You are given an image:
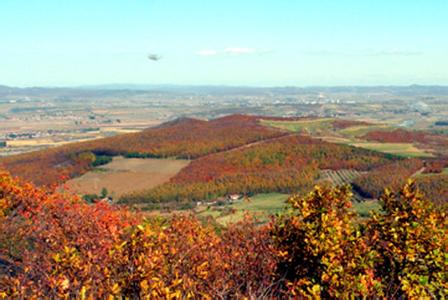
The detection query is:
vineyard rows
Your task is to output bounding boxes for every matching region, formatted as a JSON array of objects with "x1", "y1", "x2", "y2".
[{"x1": 319, "y1": 169, "x2": 365, "y2": 201}]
